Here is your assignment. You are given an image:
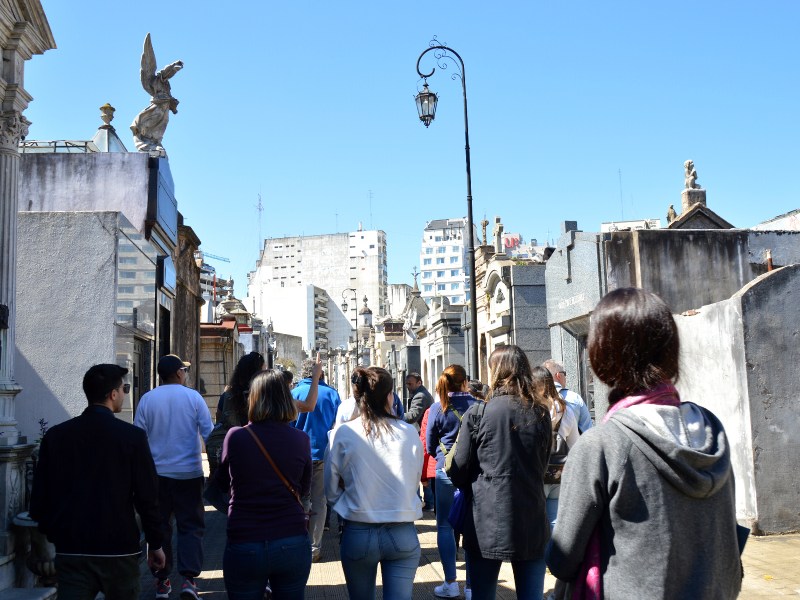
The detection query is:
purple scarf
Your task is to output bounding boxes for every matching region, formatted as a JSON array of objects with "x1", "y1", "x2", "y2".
[{"x1": 571, "y1": 381, "x2": 681, "y2": 600}]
